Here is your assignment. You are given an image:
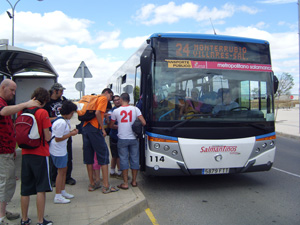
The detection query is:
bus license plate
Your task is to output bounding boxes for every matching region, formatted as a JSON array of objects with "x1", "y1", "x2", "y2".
[{"x1": 203, "y1": 168, "x2": 230, "y2": 175}]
